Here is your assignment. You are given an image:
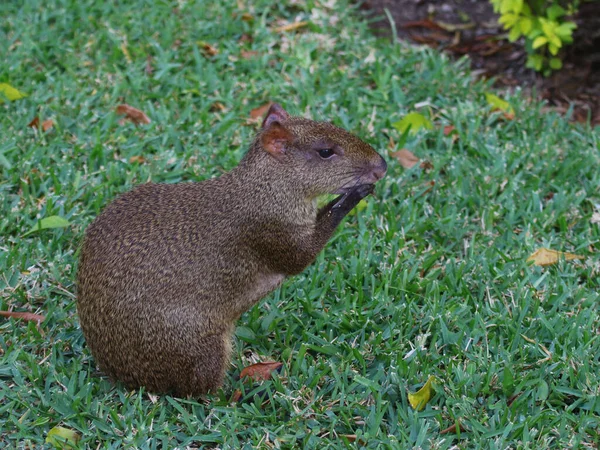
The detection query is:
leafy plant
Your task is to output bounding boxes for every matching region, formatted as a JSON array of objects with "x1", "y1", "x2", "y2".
[{"x1": 490, "y1": 0, "x2": 579, "y2": 75}]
